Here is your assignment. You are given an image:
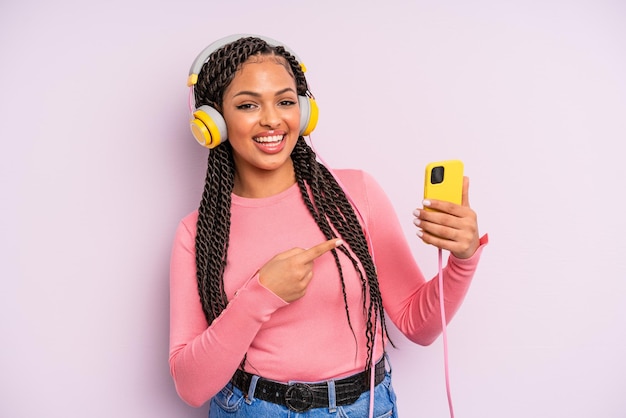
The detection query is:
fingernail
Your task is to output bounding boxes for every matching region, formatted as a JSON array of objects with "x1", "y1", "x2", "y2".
[
  {"x1": 413, "y1": 209, "x2": 420, "y2": 217},
  {"x1": 422, "y1": 199, "x2": 431, "y2": 207},
  {"x1": 413, "y1": 218, "x2": 421, "y2": 226},
  {"x1": 416, "y1": 229, "x2": 423, "y2": 238},
  {"x1": 335, "y1": 239, "x2": 344, "y2": 247}
]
